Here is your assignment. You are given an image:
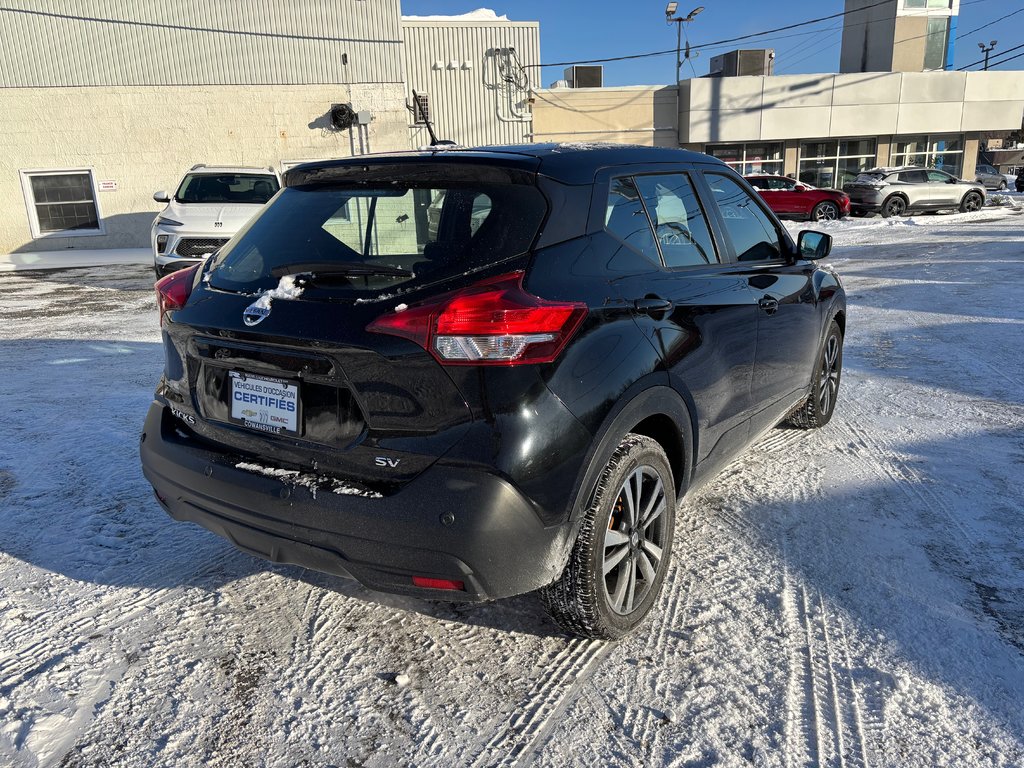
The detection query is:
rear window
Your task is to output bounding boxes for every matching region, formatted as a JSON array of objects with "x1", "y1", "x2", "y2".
[
  {"x1": 175, "y1": 173, "x2": 279, "y2": 204},
  {"x1": 851, "y1": 172, "x2": 886, "y2": 184},
  {"x1": 206, "y1": 181, "x2": 546, "y2": 297}
]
